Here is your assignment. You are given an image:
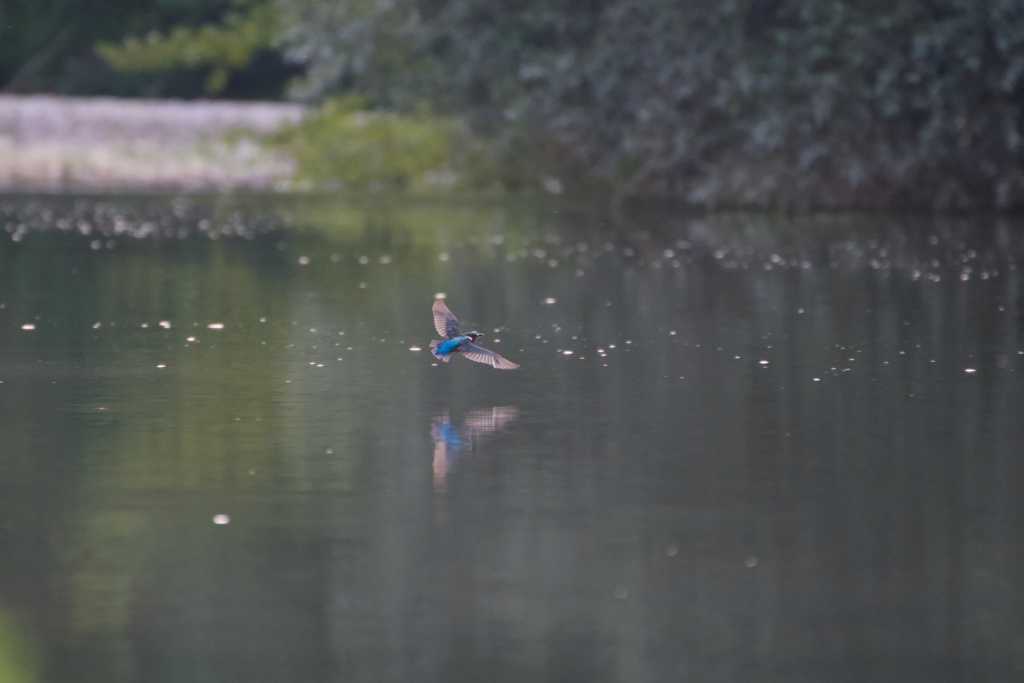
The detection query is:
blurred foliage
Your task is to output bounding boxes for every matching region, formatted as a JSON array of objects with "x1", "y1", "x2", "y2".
[
  {"x1": 0, "y1": 0, "x2": 293, "y2": 98},
  {"x1": 274, "y1": 0, "x2": 1024, "y2": 209},
  {"x1": 4, "y1": 0, "x2": 1023, "y2": 207},
  {"x1": 96, "y1": 0, "x2": 279, "y2": 95},
  {"x1": 262, "y1": 95, "x2": 501, "y2": 192}
]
